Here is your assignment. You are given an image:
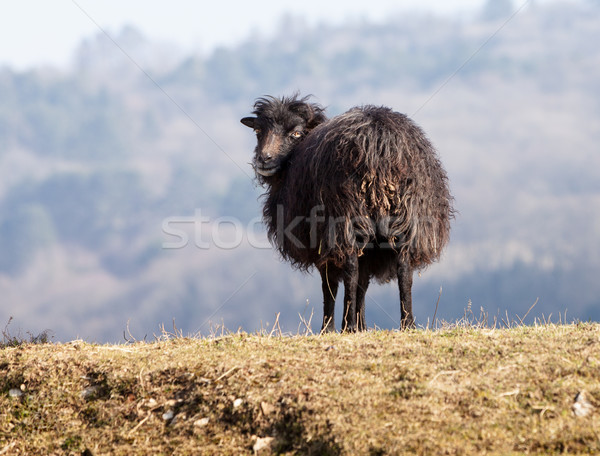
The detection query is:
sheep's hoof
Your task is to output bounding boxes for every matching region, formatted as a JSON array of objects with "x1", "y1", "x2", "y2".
[
  {"x1": 400, "y1": 318, "x2": 416, "y2": 330},
  {"x1": 341, "y1": 324, "x2": 358, "y2": 334},
  {"x1": 357, "y1": 318, "x2": 367, "y2": 332},
  {"x1": 320, "y1": 322, "x2": 336, "y2": 334}
]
